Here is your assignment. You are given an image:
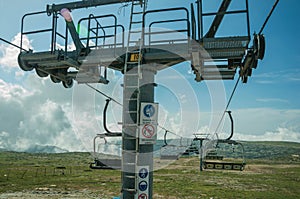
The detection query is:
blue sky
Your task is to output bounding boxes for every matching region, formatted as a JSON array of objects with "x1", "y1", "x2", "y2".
[{"x1": 0, "y1": 0, "x2": 299, "y2": 152}]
